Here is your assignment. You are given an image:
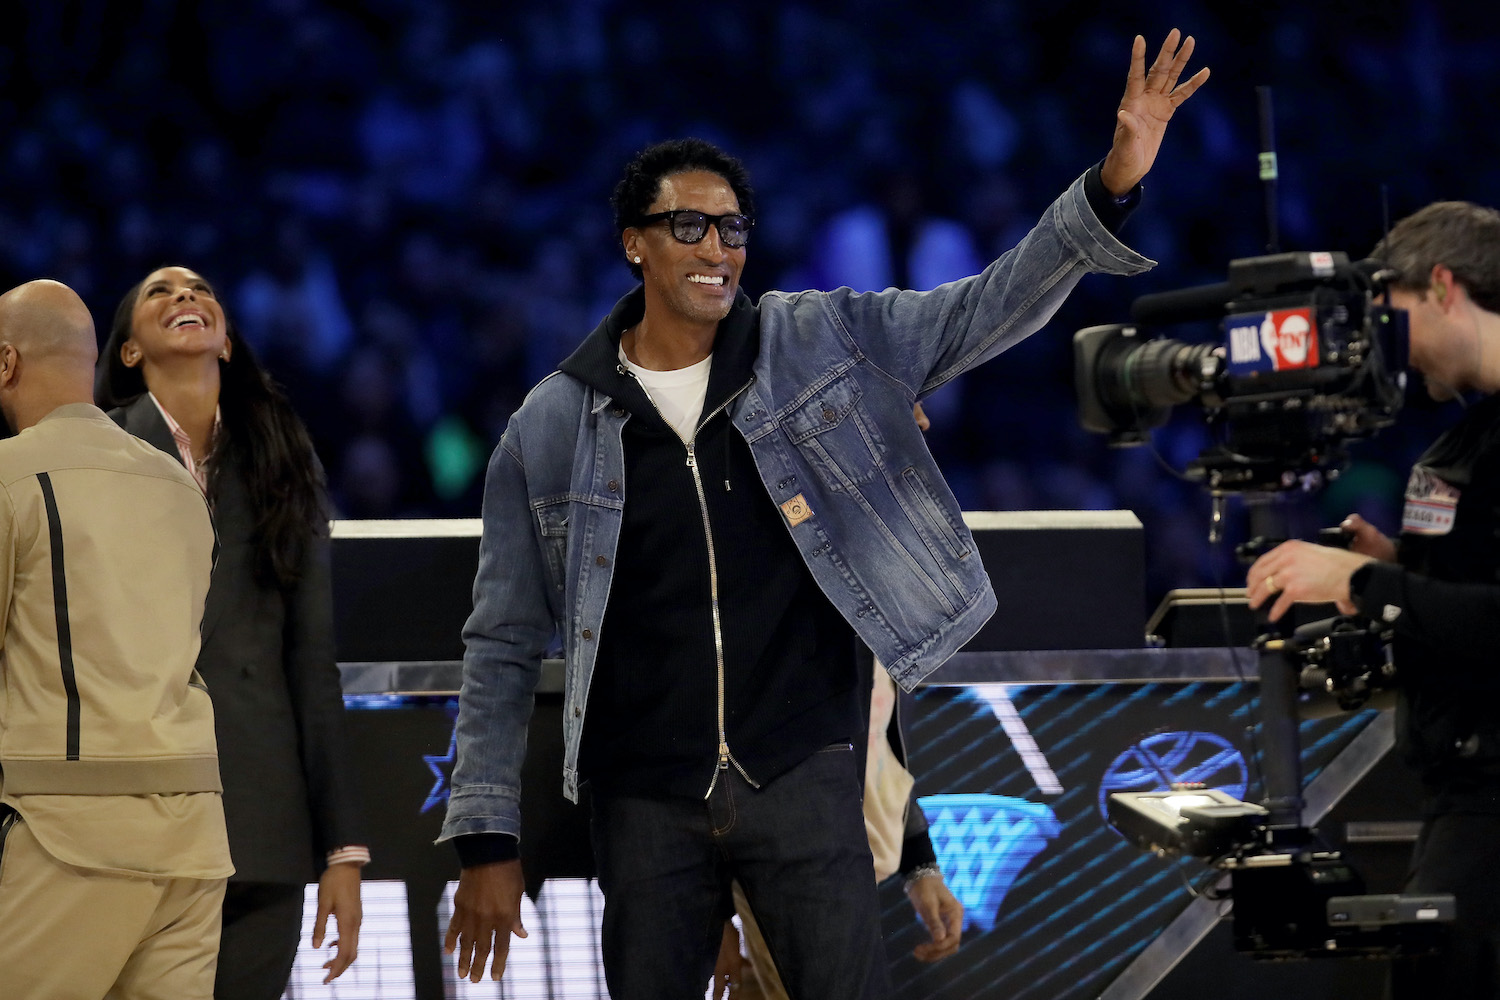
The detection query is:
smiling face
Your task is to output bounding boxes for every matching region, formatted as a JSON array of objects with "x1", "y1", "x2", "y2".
[
  {"x1": 121, "y1": 266, "x2": 229, "y2": 371},
  {"x1": 623, "y1": 170, "x2": 745, "y2": 332}
]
